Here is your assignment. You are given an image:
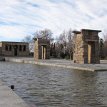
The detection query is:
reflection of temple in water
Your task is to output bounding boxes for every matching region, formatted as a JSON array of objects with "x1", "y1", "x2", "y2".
[
  {"x1": 73, "y1": 29, "x2": 101, "y2": 64},
  {"x1": 70, "y1": 71, "x2": 103, "y2": 106}
]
